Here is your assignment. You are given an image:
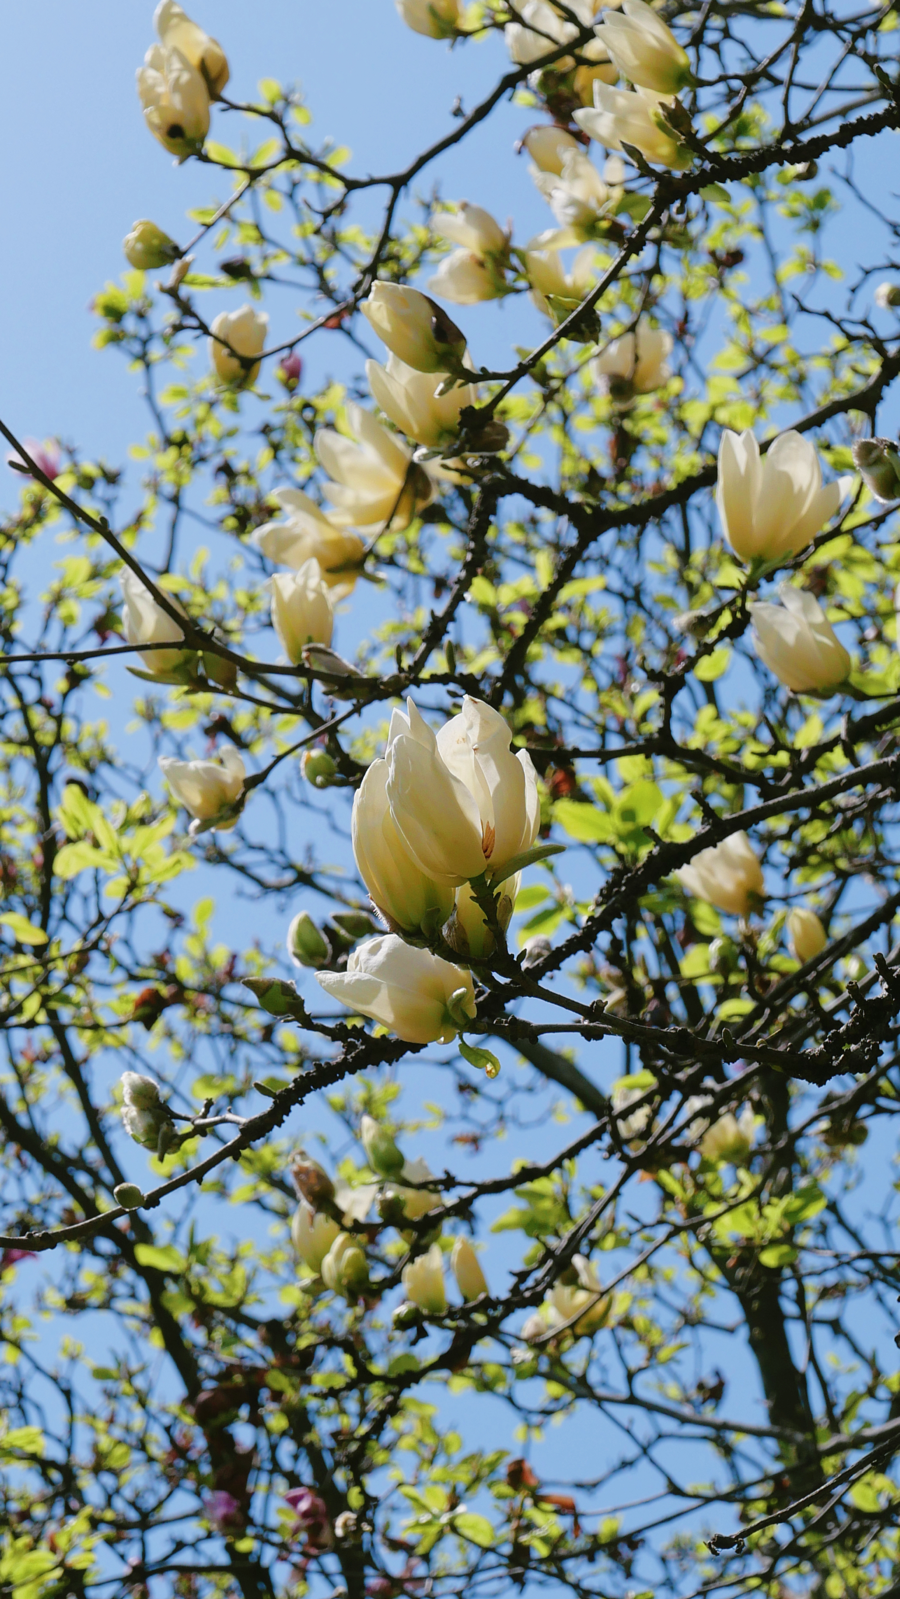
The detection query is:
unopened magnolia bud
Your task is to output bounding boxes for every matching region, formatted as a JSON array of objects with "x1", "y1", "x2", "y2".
[
  {"x1": 852, "y1": 438, "x2": 900, "y2": 503},
  {"x1": 708, "y1": 936, "x2": 738, "y2": 977},
  {"x1": 287, "y1": 912, "x2": 330, "y2": 968},
  {"x1": 465, "y1": 420, "x2": 510, "y2": 455},
  {"x1": 301, "y1": 748, "x2": 339, "y2": 788},
  {"x1": 360, "y1": 1114, "x2": 406, "y2": 1178},
  {"x1": 290, "y1": 1153, "x2": 335, "y2": 1208},
  {"x1": 114, "y1": 1183, "x2": 144, "y2": 1210},
  {"x1": 321, "y1": 1232, "x2": 369, "y2": 1298},
  {"x1": 124, "y1": 219, "x2": 180, "y2": 270},
  {"x1": 392, "y1": 1299, "x2": 420, "y2": 1329},
  {"x1": 876, "y1": 282, "x2": 900, "y2": 309},
  {"x1": 331, "y1": 911, "x2": 379, "y2": 941},
  {"x1": 277, "y1": 352, "x2": 303, "y2": 389},
  {"x1": 120, "y1": 1072, "x2": 172, "y2": 1151},
  {"x1": 452, "y1": 1236, "x2": 488, "y2": 1301}
]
